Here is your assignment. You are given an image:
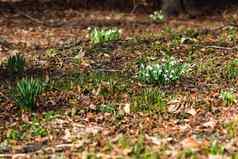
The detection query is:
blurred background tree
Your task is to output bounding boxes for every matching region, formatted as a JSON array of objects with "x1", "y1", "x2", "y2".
[{"x1": 0, "y1": 0, "x2": 238, "y2": 15}]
